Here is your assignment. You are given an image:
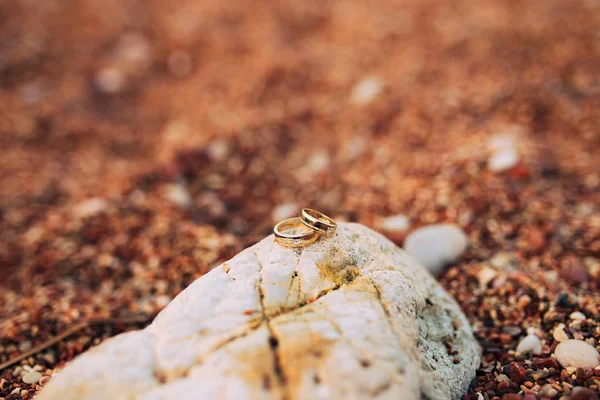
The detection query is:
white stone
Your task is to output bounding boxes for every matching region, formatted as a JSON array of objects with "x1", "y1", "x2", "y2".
[
  {"x1": 22, "y1": 371, "x2": 43, "y2": 384},
  {"x1": 570, "y1": 311, "x2": 586, "y2": 320},
  {"x1": 163, "y1": 184, "x2": 192, "y2": 208},
  {"x1": 553, "y1": 324, "x2": 569, "y2": 342},
  {"x1": 116, "y1": 33, "x2": 152, "y2": 69},
  {"x1": 73, "y1": 198, "x2": 108, "y2": 218},
  {"x1": 555, "y1": 340, "x2": 600, "y2": 369},
  {"x1": 477, "y1": 267, "x2": 497, "y2": 287},
  {"x1": 379, "y1": 215, "x2": 411, "y2": 233},
  {"x1": 351, "y1": 77, "x2": 383, "y2": 105},
  {"x1": 404, "y1": 224, "x2": 469, "y2": 275},
  {"x1": 516, "y1": 334, "x2": 542, "y2": 355},
  {"x1": 487, "y1": 148, "x2": 519, "y2": 173},
  {"x1": 39, "y1": 223, "x2": 480, "y2": 400},
  {"x1": 308, "y1": 151, "x2": 330, "y2": 172},
  {"x1": 95, "y1": 67, "x2": 125, "y2": 94}
]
